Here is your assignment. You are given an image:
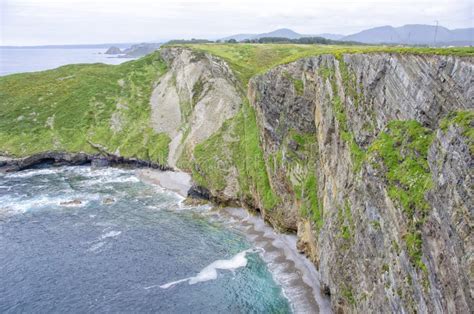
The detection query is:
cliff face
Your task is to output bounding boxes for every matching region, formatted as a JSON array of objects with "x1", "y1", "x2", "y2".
[
  {"x1": 150, "y1": 48, "x2": 242, "y2": 169},
  {"x1": 246, "y1": 53, "x2": 473, "y2": 312},
  {"x1": 154, "y1": 48, "x2": 472, "y2": 312}
]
